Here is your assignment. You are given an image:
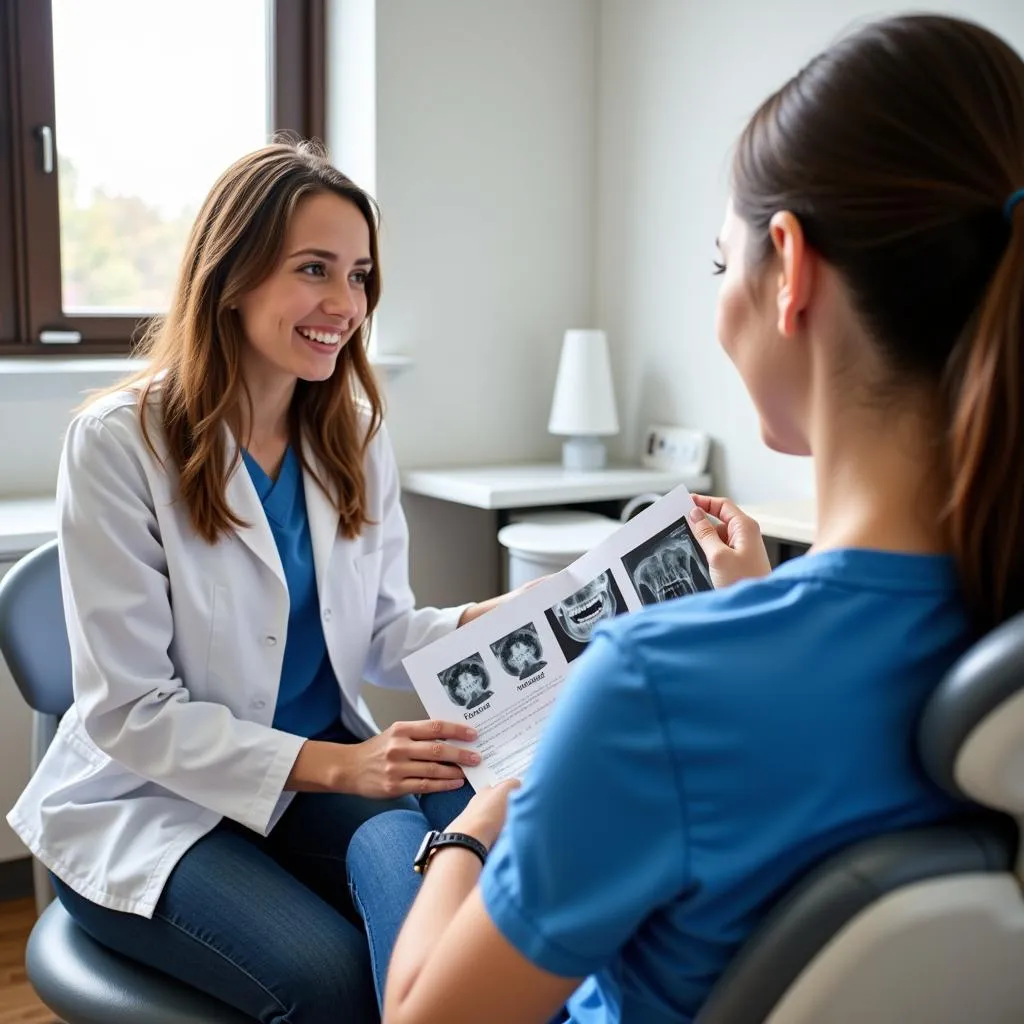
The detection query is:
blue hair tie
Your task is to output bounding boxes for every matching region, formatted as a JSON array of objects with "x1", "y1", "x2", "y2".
[{"x1": 1004, "y1": 188, "x2": 1024, "y2": 222}]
